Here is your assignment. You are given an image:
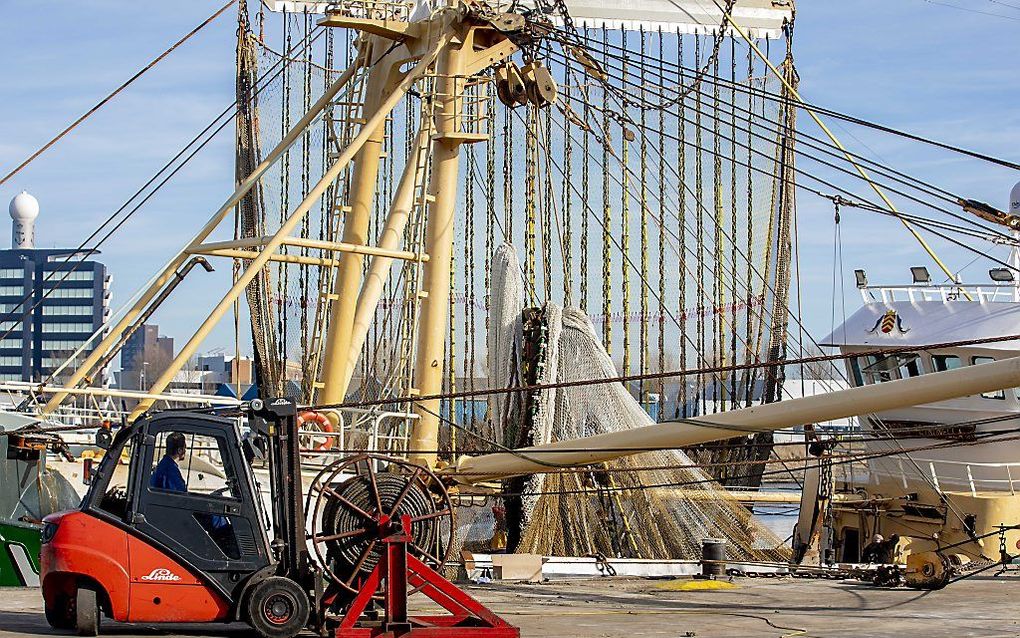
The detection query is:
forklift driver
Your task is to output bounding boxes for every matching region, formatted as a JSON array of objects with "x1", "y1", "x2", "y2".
[
  {"x1": 150, "y1": 432, "x2": 188, "y2": 492},
  {"x1": 150, "y1": 431, "x2": 237, "y2": 557}
]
